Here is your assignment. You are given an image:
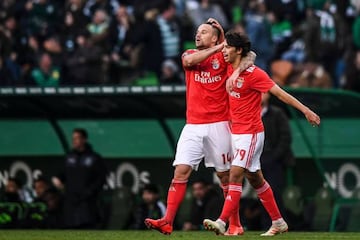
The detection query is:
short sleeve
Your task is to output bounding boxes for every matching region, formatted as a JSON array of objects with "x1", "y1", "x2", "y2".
[{"x1": 250, "y1": 67, "x2": 275, "y2": 93}]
